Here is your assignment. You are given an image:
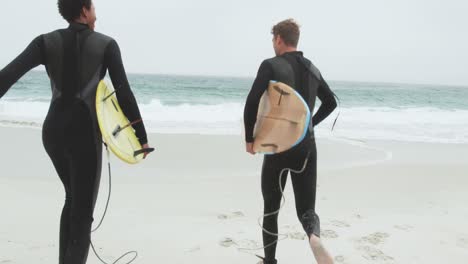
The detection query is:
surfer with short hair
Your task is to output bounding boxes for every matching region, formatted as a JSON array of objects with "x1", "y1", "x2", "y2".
[
  {"x1": 243, "y1": 19, "x2": 337, "y2": 264},
  {"x1": 0, "y1": 1, "x2": 152, "y2": 263}
]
